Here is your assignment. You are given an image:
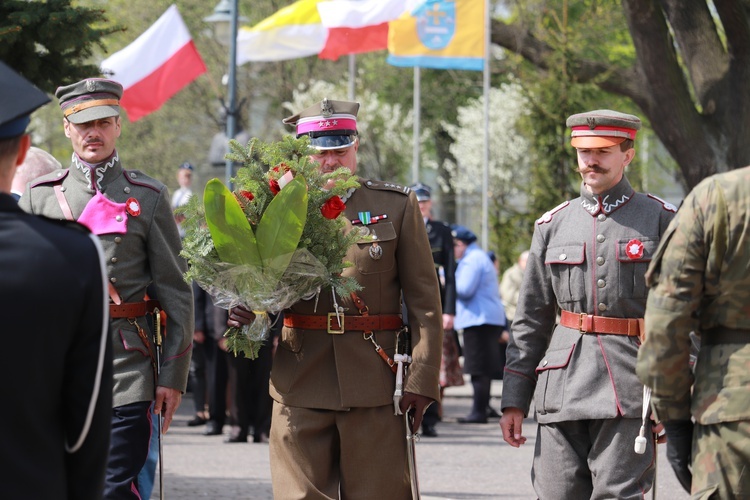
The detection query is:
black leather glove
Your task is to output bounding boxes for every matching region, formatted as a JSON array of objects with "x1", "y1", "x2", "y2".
[{"x1": 663, "y1": 420, "x2": 694, "y2": 493}]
